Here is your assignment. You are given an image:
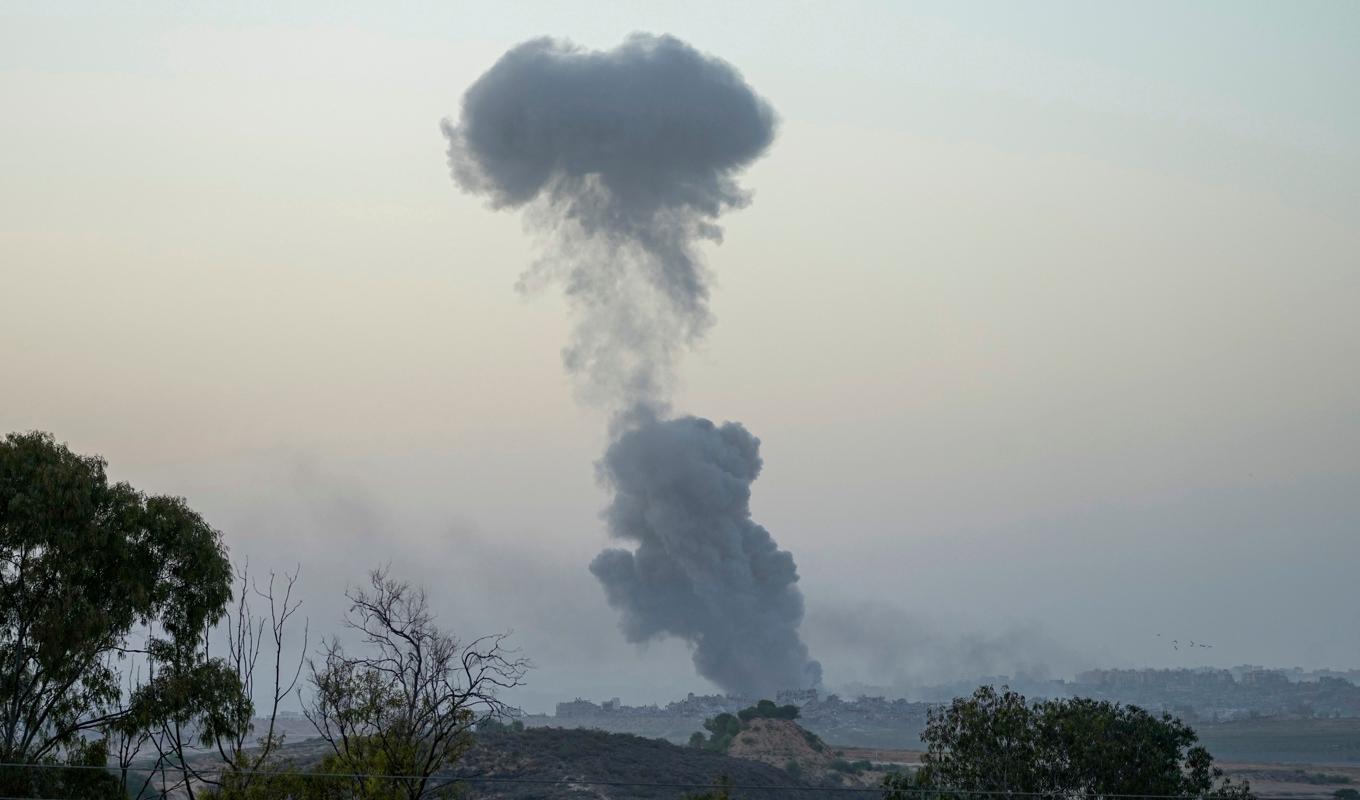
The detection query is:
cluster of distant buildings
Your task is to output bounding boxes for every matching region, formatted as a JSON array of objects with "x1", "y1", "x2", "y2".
[
  {"x1": 1061, "y1": 666, "x2": 1360, "y2": 721},
  {"x1": 841, "y1": 666, "x2": 1360, "y2": 723},
  {"x1": 531, "y1": 666, "x2": 1360, "y2": 747}
]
